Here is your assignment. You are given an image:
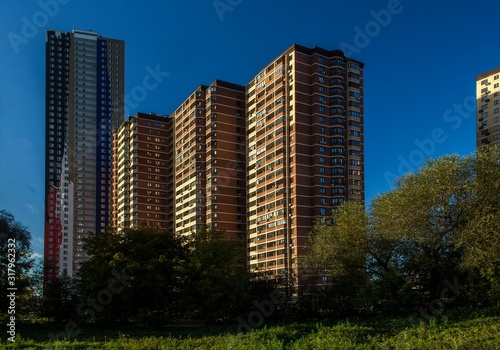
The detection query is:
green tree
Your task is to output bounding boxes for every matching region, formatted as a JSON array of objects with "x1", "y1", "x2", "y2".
[
  {"x1": 40, "y1": 269, "x2": 78, "y2": 321},
  {"x1": 374, "y1": 155, "x2": 480, "y2": 314},
  {"x1": 0, "y1": 210, "x2": 34, "y2": 320},
  {"x1": 370, "y1": 155, "x2": 472, "y2": 306},
  {"x1": 459, "y1": 146, "x2": 500, "y2": 305},
  {"x1": 180, "y1": 226, "x2": 252, "y2": 321},
  {"x1": 302, "y1": 201, "x2": 372, "y2": 314},
  {"x1": 77, "y1": 226, "x2": 184, "y2": 324}
]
